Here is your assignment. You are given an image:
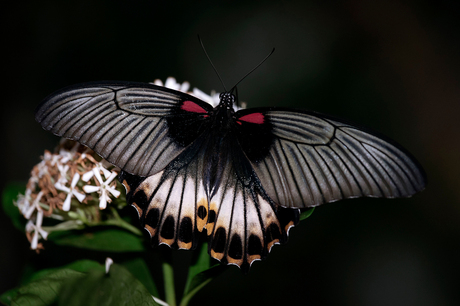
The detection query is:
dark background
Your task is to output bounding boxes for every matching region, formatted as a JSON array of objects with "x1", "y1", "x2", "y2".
[{"x1": 2, "y1": 0, "x2": 460, "y2": 305}]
